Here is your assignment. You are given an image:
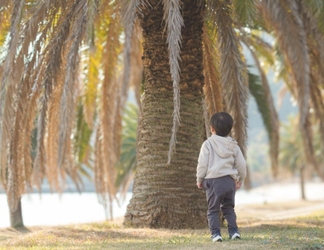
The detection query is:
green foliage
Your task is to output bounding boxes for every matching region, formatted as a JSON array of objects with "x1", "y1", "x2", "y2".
[
  {"x1": 280, "y1": 115, "x2": 324, "y2": 174},
  {"x1": 248, "y1": 72, "x2": 272, "y2": 142},
  {"x1": 303, "y1": 0, "x2": 324, "y2": 17},
  {"x1": 74, "y1": 101, "x2": 93, "y2": 165},
  {"x1": 233, "y1": 0, "x2": 257, "y2": 25},
  {"x1": 115, "y1": 102, "x2": 138, "y2": 191},
  {"x1": 73, "y1": 101, "x2": 93, "y2": 180},
  {"x1": 280, "y1": 116, "x2": 305, "y2": 174},
  {"x1": 319, "y1": 5, "x2": 324, "y2": 33}
]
